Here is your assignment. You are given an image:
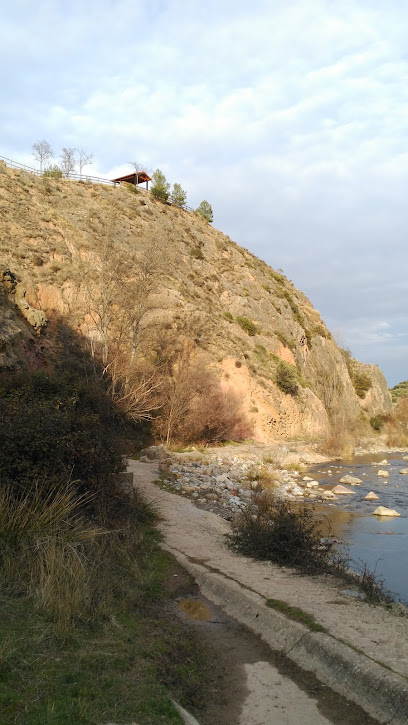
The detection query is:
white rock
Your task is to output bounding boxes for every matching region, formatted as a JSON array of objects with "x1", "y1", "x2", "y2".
[
  {"x1": 364, "y1": 491, "x2": 379, "y2": 500},
  {"x1": 399, "y1": 468, "x2": 408, "y2": 475},
  {"x1": 302, "y1": 476, "x2": 313, "y2": 481},
  {"x1": 340, "y1": 475, "x2": 362, "y2": 485},
  {"x1": 379, "y1": 459, "x2": 389, "y2": 465},
  {"x1": 332, "y1": 485, "x2": 356, "y2": 495},
  {"x1": 305, "y1": 481, "x2": 319, "y2": 488},
  {"x1": 377, "y1": 470, "x2": 389, "y2": 478},
  {"x1": 372, "y1": 506, "x2": 401, "y2": 517}
]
